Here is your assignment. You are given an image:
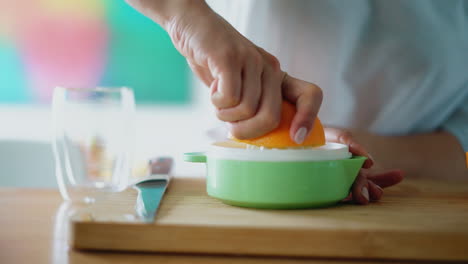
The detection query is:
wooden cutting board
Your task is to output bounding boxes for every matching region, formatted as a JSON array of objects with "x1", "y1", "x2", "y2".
[{"x1": 71, "y1": 177, "x2": 468, "y2": 261}]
